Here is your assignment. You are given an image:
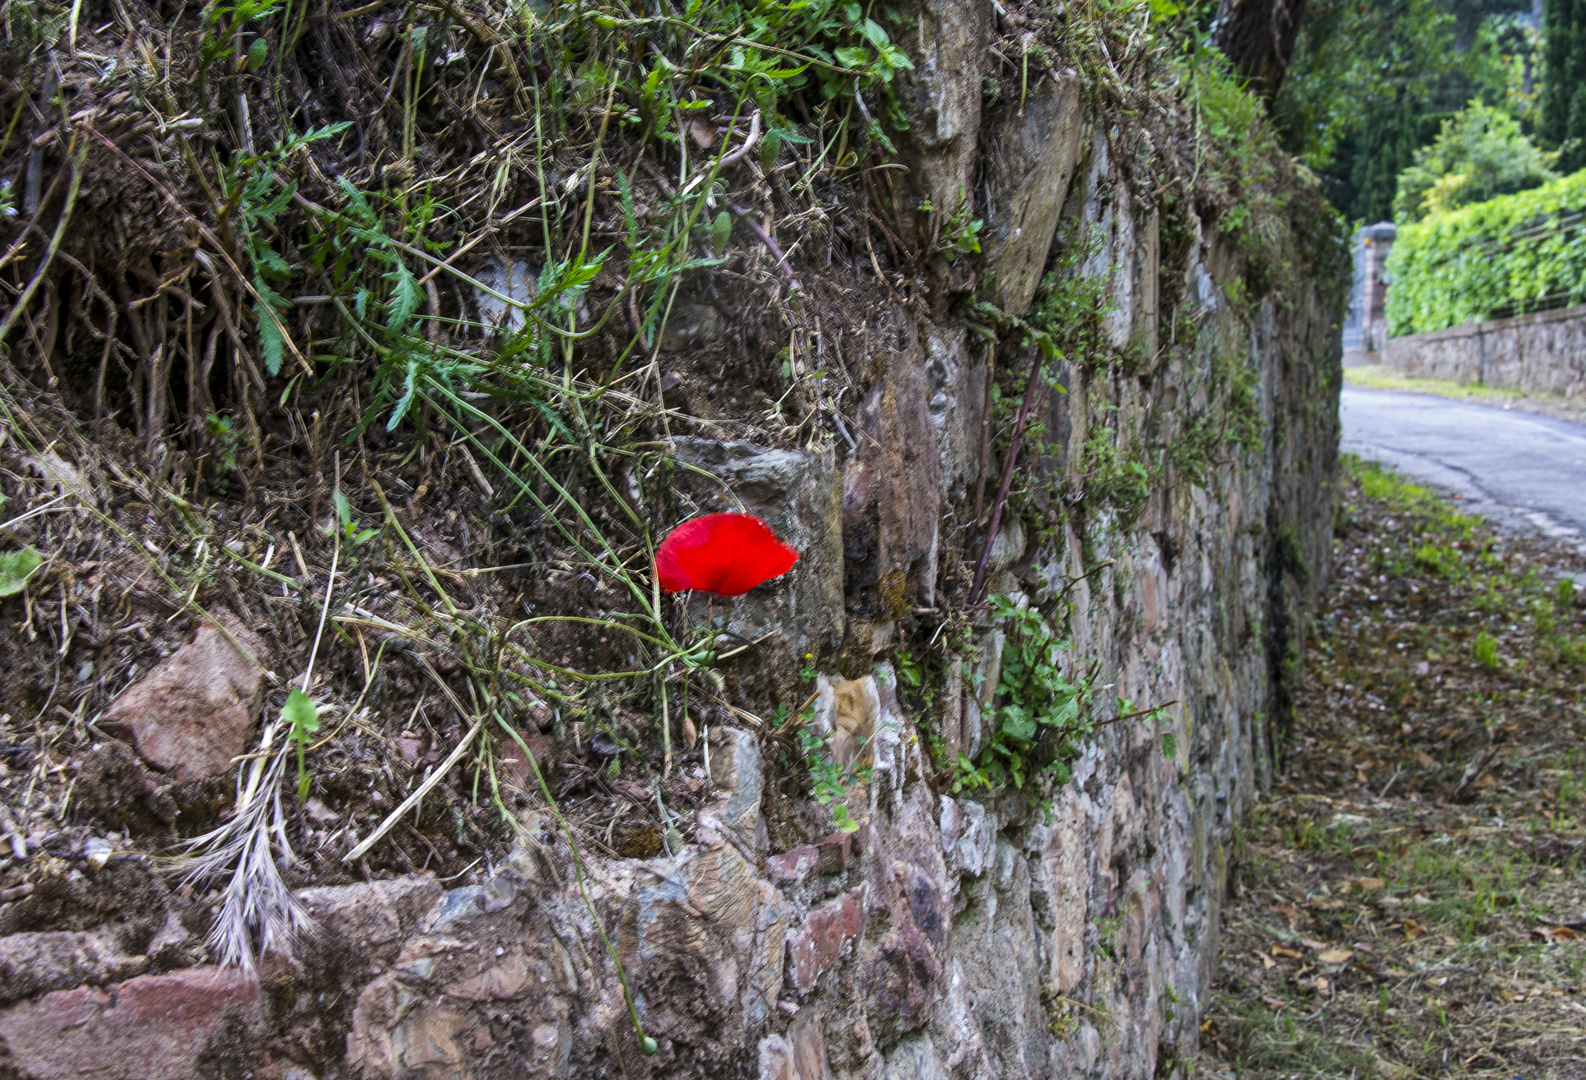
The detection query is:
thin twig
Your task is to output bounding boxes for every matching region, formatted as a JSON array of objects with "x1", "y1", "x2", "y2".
[
  {"x1": 0, "y1": 139, "x2": 85, "y2": 347},
  {"x1": 725, "y1": 200, "x2": 799, "y2": 287},
  {"x1": 968, "y1": 346, "x2": 1046, "y2": 606}
]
